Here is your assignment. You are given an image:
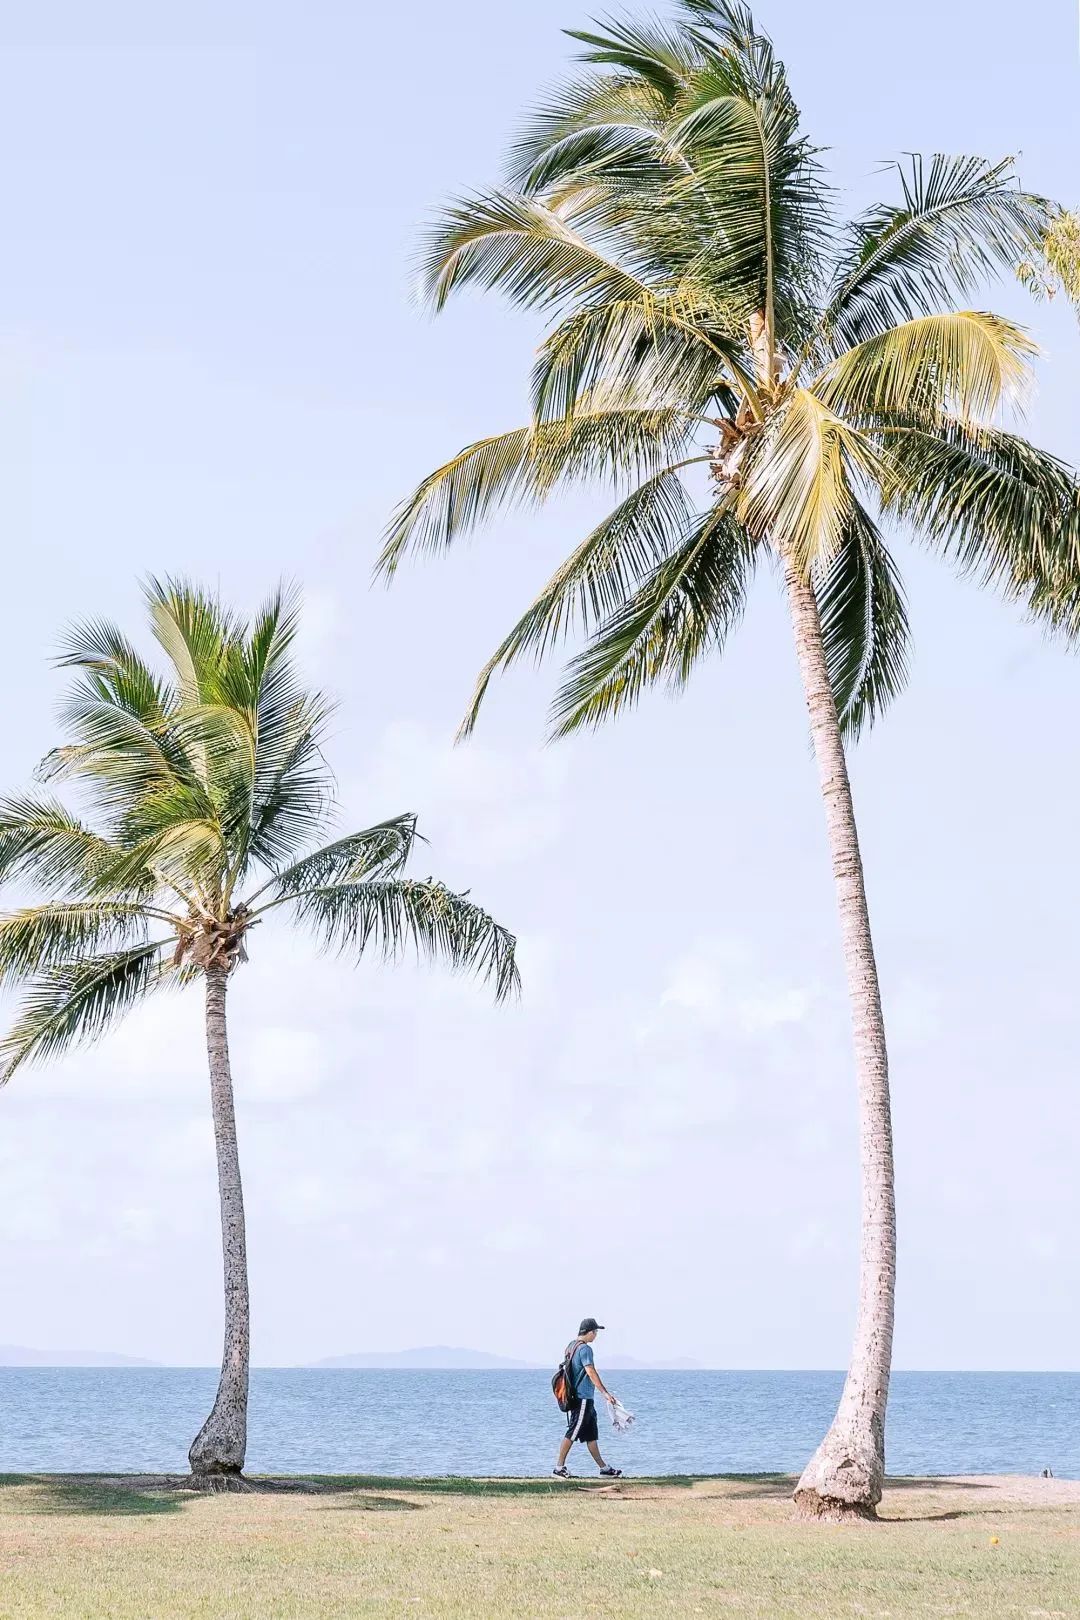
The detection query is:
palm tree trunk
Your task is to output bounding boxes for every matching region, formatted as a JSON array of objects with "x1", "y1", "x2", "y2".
[
  {"x1": 188, "y1": 965, "x2": 250, "y2": 1478},
  {"x1": 783, "y1": 556, "x2": 897, "y2": 1522}
]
